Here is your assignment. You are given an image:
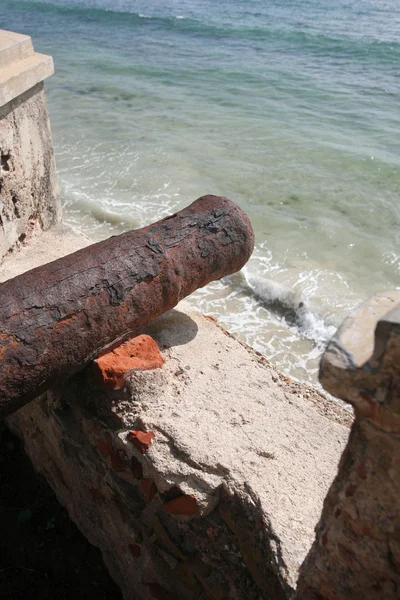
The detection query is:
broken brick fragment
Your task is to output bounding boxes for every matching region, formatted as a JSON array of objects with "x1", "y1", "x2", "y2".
[
  {"x1": 91, "y1": 423, "x2": 101, "y2": 436},
  {"x1": 110, "y1": 448, "x2": 127, "y2": 473},
  {"x1": 97, "y1": 431, "x2": 113, "y2": 457},
  {"x1": 128, "y1": 543, "x2": 141, "y2": 558},
  {"x1": 141, "y1": 479, "x2": 158, "y2": 502},
  {"x1": 162, "y1": 494, "x2": 198, "y2": 516},
  {"x1": 93, "y1": 334, "x2": 165, "y2": 389},
  {"x1": 206, "y1": 527, "x2": 216, "y2": 540},
  {"x1": 90, "y1": 488, "x2": 103, "y2": 501},
  {"x1": 357, "y1": 461, "x2": 367, "y2": 480},
  {"x1": 338, "y1": 543, "x2": 357, "y2": 565},
  {"x1": 345, "y1": 483, "x2": 357, "y2": 497},
  {"x1": 128, "y1": 430, "x2": 155, "y2": 454},
  {"x1": 96, "y1": 431, "x2": 126, "y2": 472},
  {"x1": 147, "y1": 583, "x2": 174, "y2": 600},
  {"x1": 130, "y1": 456, "x2": 144, "y2": 479}
]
